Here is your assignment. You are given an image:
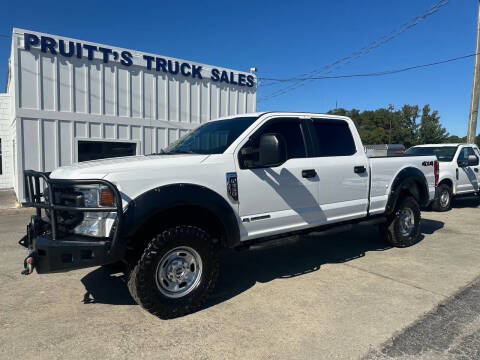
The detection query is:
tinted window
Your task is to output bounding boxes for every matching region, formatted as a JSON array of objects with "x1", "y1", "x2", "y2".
[
  {"x1": 259, "y1": 121, "x2": 306, "y2": 159},
  {"x1": 164, "y1": 116, "x2": 257, "y2": 155},
  {"x1": 404, "y1": 146, "x2": 457, "y2": 162},
  {"x1": 78, "y1": 141, "x2": 137, "y2": 162},
  {"x1": 312, "y1": 119, "x2": 356, "y2": 156}
]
